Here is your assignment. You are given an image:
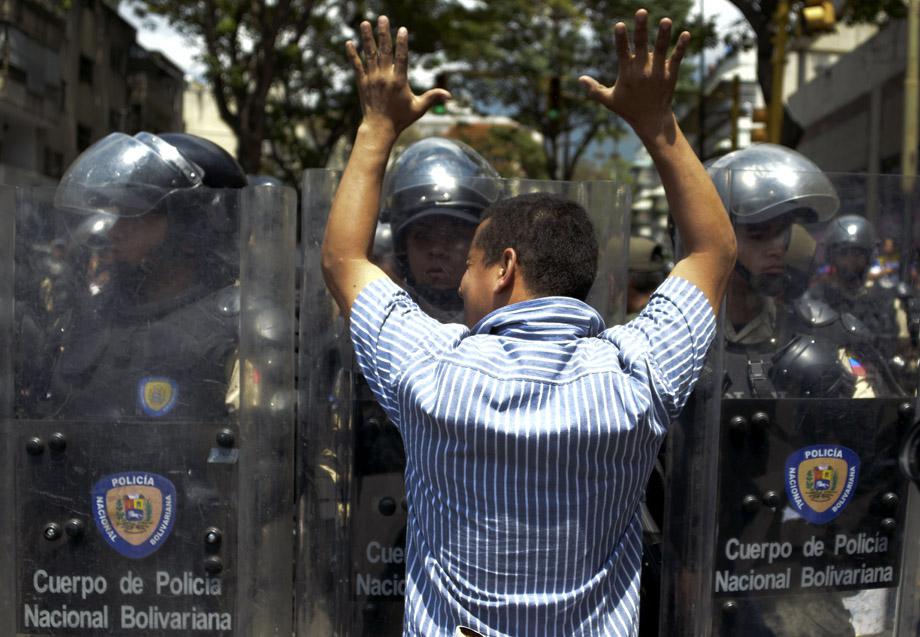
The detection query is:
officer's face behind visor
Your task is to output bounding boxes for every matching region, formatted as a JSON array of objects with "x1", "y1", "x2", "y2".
[
  {"x1": 405, "y1": 216, "x2": 477, "y2": 291},
  {"x1": 735, "y1": 217, "x2": 793, "y2": 297}
]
